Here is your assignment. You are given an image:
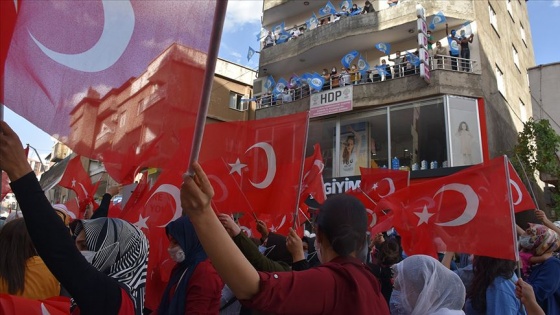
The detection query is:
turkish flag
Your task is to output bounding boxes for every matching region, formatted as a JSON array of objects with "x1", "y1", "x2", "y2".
[
  {"x1": 0, "y1": 294, "x2": 71, "y2": 315},
  {"x1": 300, "y1": 143, "x2": 327, "y2": 204},
  {"x1": 119, "y1": 167, "x2": 183, "y2": 311},
  {"x1": 1, "y1": 172, "x2": 11, "y2": 201},
  {"x1": 2, "y1": 1, "x2": 220, "y2": 183},
  {"x1": 376, "y1": 156, "x2": 518, "y2": 261},
  {"x1": 359, "y1": 167, "x2": 410, "y2": 203},
  {"x1": 57, "y1": 155, "x2": 99, "y2": 218},
  {"x1": 199, "y1": 112, "x2": 310, "y2": 237}
]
